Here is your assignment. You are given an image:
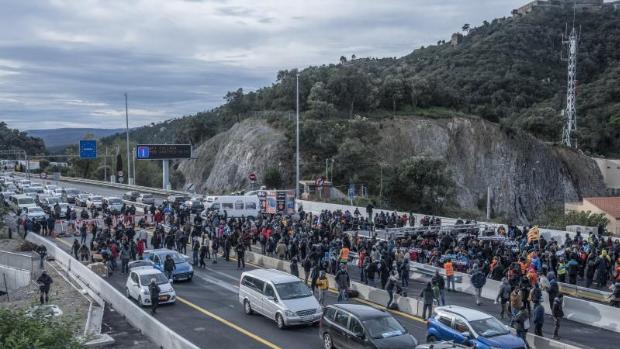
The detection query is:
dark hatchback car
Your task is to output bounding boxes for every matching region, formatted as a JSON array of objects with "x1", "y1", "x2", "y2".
[
  {"x1": 320, "y1": 304, "x2": 418, "y2": 349},
  {"x1": 123, "y1": 191, "x2": 140, "y2": 202}
]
